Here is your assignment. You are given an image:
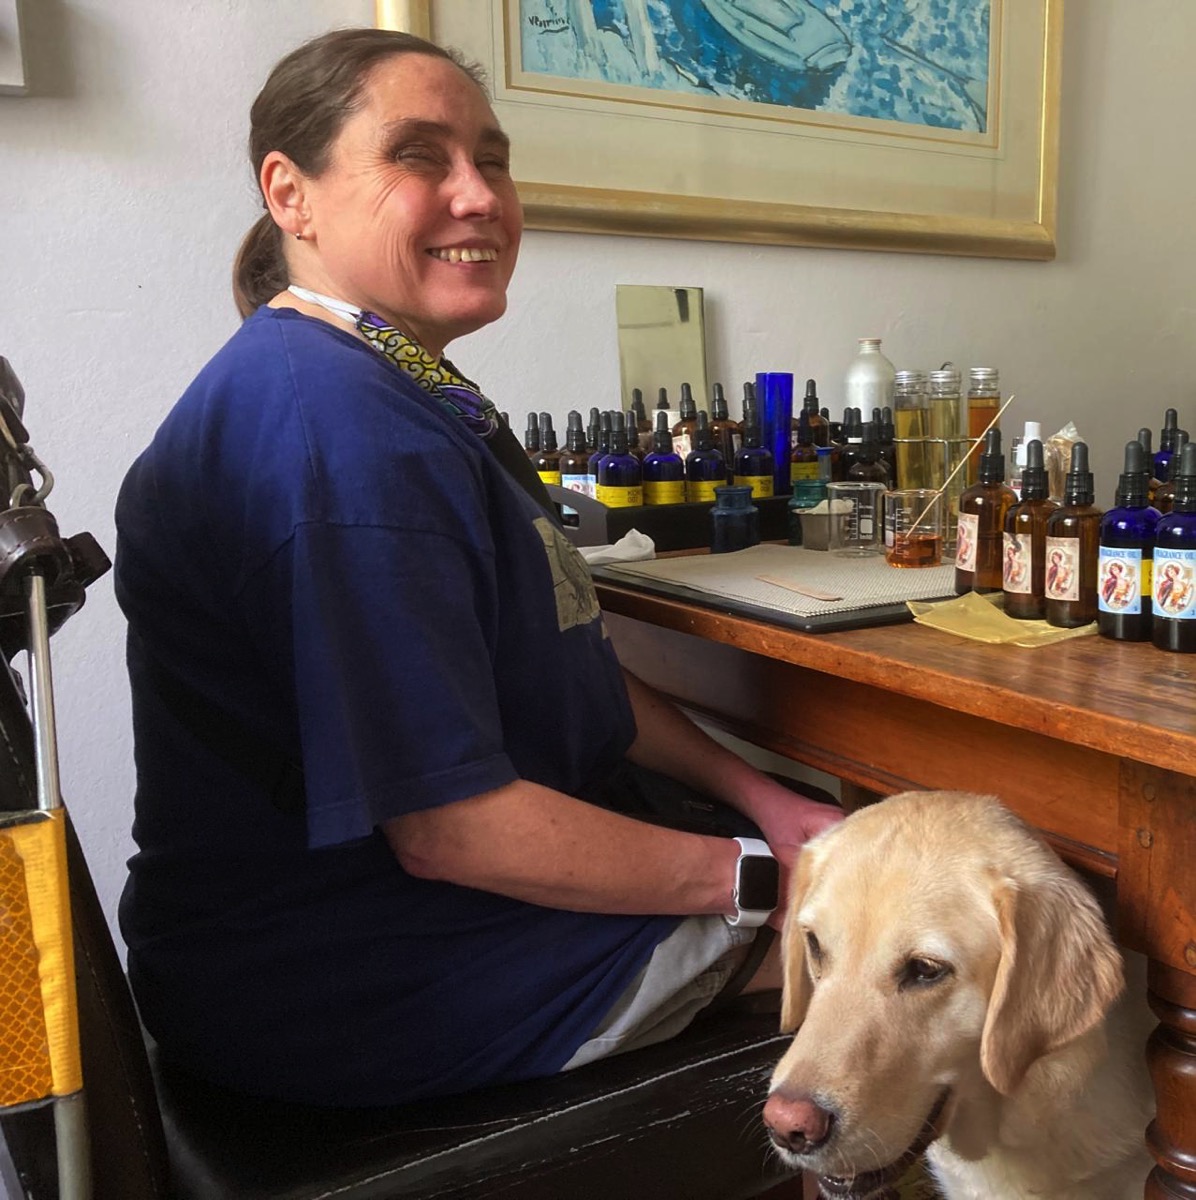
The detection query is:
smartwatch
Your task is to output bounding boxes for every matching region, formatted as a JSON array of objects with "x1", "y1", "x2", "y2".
[{"x1": 726, "y1": 836, "x2": 780, "y2": 928}]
